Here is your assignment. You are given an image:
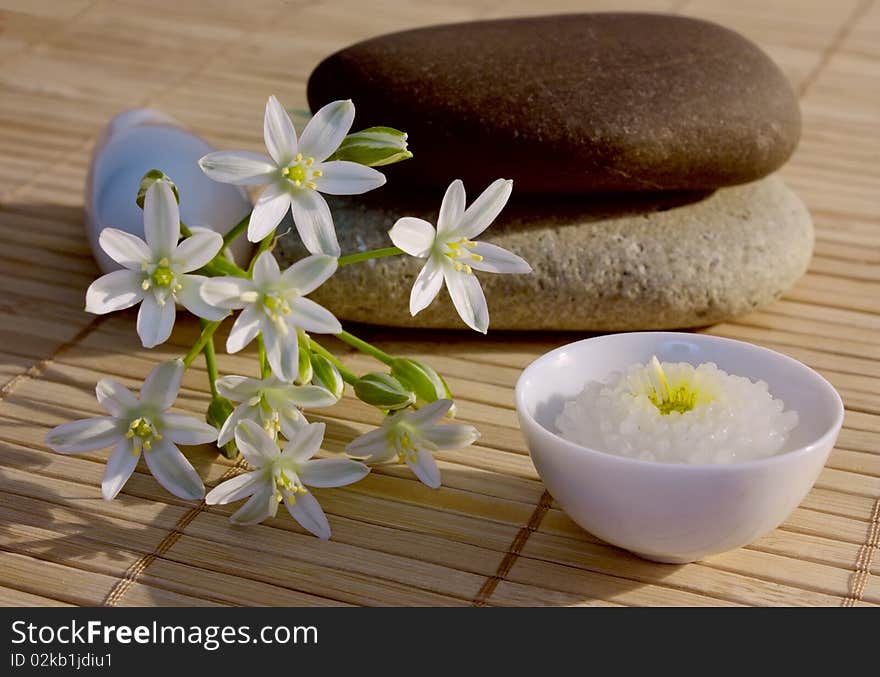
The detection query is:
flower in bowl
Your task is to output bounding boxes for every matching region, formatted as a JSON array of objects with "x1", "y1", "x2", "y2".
[{"x1": 514, "y1": 332, "x2": 844, "y2": 563}]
